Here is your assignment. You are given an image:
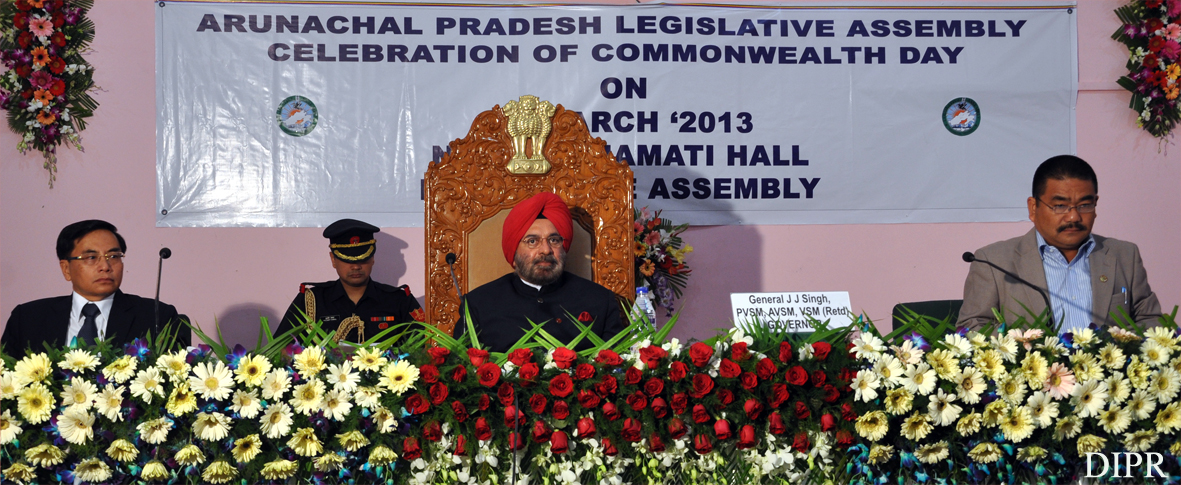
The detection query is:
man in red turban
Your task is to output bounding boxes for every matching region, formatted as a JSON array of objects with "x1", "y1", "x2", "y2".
[{"x1": 458, "y1": 193, "x2": 623, "y2": 352}]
